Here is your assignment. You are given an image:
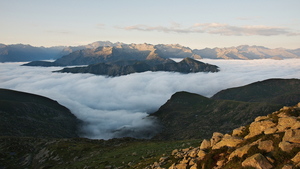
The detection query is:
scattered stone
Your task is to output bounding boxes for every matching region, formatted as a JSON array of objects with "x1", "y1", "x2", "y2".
[
  {"x1": 242, "y1": 153, "x2": 272, "y2": 169},
  {"x1": 190, "y1": 164, "x2": 197, "y2": 169},
  {"x1": 172, "y1": 149, "x2": 178, "y2": 155},
  {"x1": 132, "y1": 152, "x2": 137, "y2": 156}
]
